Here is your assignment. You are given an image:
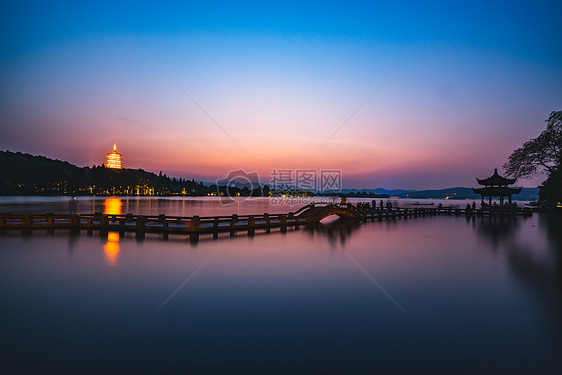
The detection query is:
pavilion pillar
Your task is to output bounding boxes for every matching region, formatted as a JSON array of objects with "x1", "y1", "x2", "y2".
[
  {"x1": 489, "y1": 196, "x2": 492, "y2": 206},
  {"x1": 509, "y1": 195, "x2": 512, "y2": 205}
]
